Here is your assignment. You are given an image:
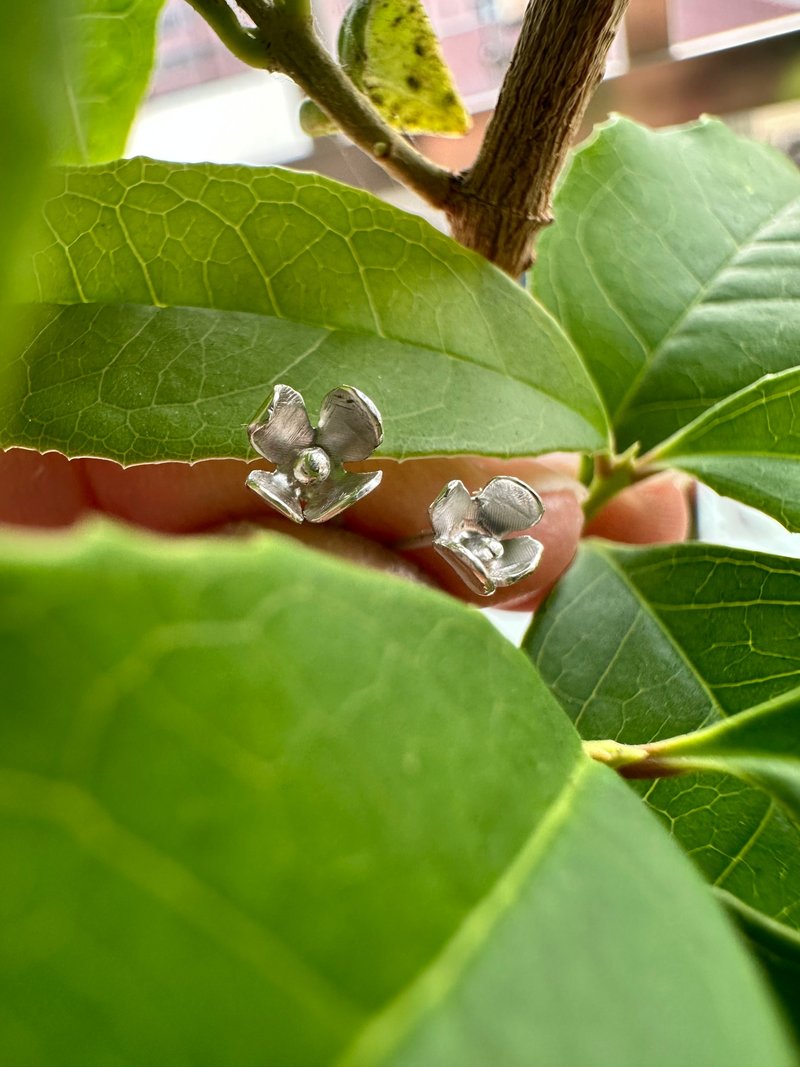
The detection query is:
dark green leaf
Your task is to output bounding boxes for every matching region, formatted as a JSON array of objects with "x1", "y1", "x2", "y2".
[
  {"x1": 648, "y1": 685, "x2": 800, "y2": 826},
  {"x1": 55, "y1": 0, "x2": 165, "y2": 164},
  {"x1": 525, "y1": 541, "x2": 800, "y2": 940},
  {"x1": 0, "y1": 525, "x2": 791, "y2": 1065},
  {"x1": 648, "y1": 367, "x2": 800, "y2": 531},
  {"x1": 721, "y1": 889, "x2": 800, "y2": 1046},
  {"x1": 533, "y1": 117, "x2": 800, "y2": 452},
  {"x1": 4, "y1": 159, "x2": 608, "y2": 463}
]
